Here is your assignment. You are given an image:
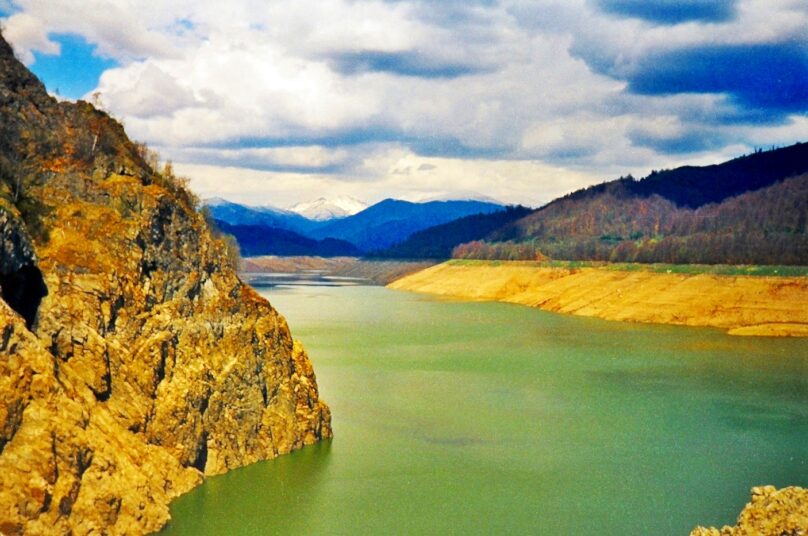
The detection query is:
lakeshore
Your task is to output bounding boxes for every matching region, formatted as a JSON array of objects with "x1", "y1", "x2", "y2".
[{"x1": 389, "y1": 260, "x2": 808, "y2": 337}]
